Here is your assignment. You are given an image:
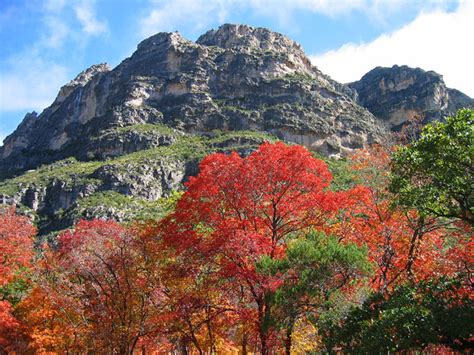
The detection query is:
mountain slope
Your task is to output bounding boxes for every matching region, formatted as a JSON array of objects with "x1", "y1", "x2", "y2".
[
  {"x1": 1, "y1": 24, "x2": 383, "y2": 179},
  {"x1": 349, "y1": 65, "x2": 474, "y2": 130},
  {"x1": 0, "y1": 24, "x2": 388, "y2": 235}
]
